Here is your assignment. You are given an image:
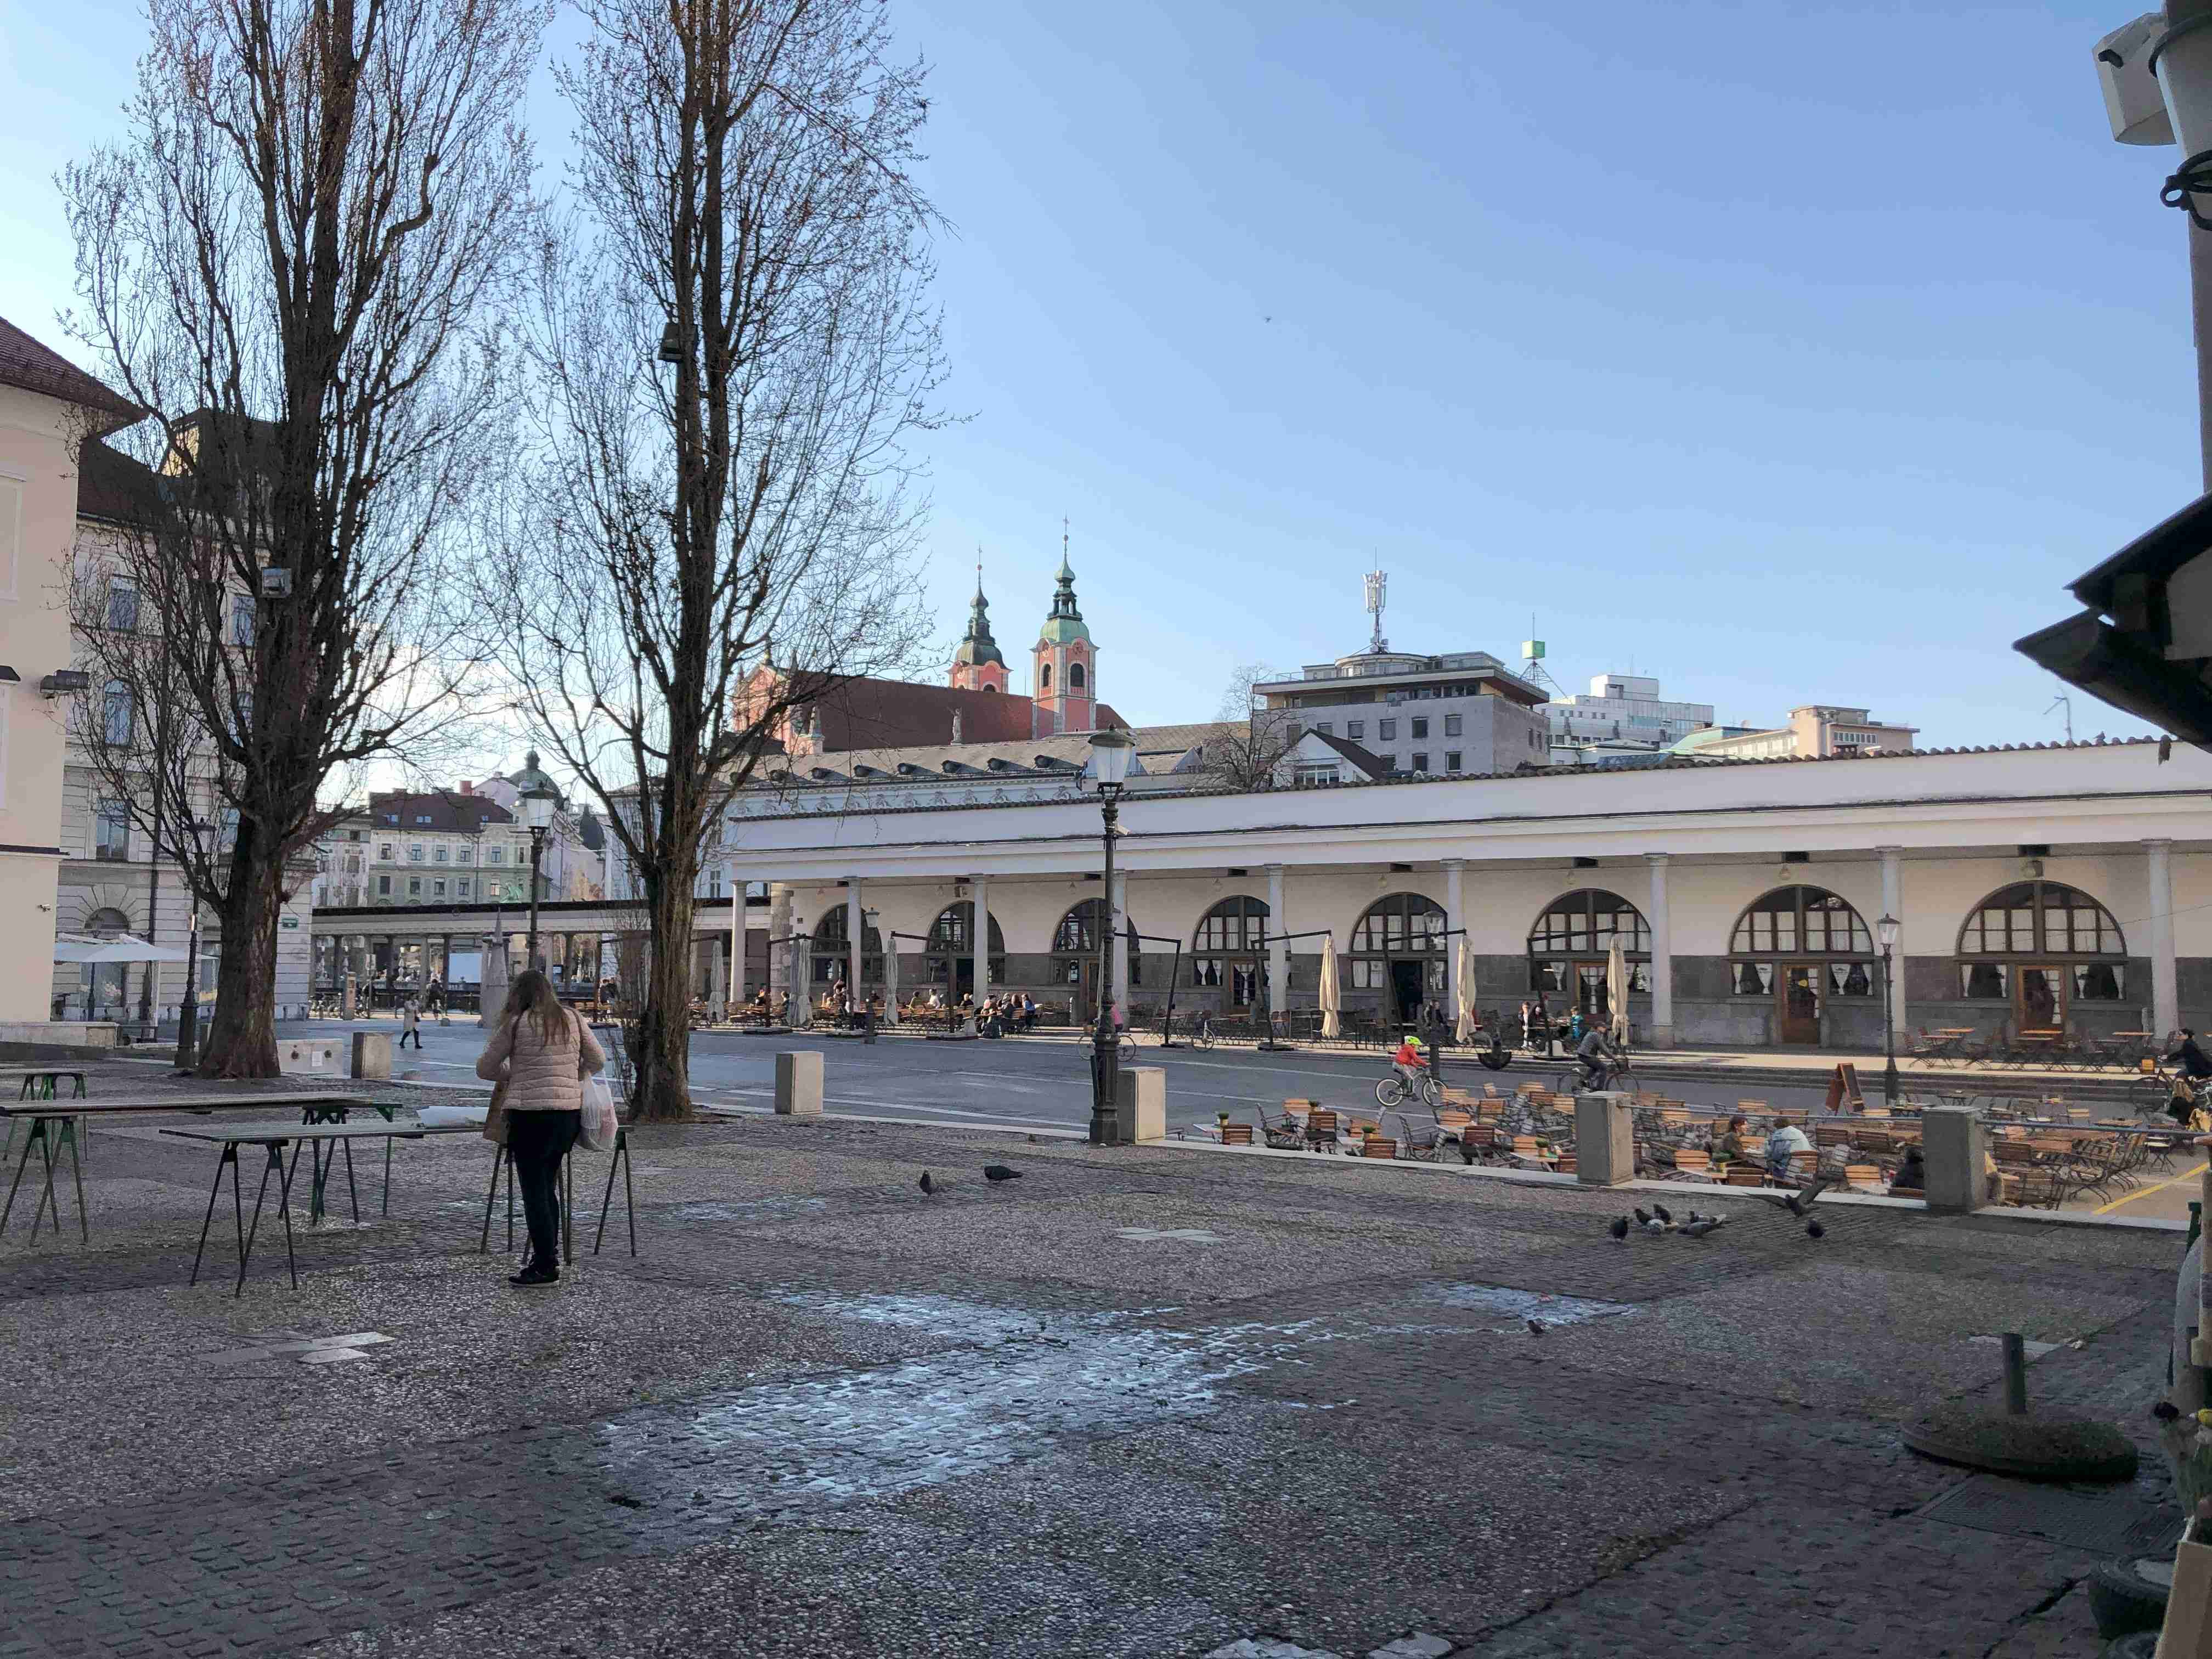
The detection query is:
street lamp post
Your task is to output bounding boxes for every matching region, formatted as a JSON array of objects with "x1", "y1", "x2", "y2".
[
  {"x1": 1087, "y1": 729, "x2": 1135, "y2": 1146},
  {"x1": 521, "y1": 782, "x2": 559, "y2": 970},
  {"x1": 175, "y1": 818, "x2": 212, "y2": 1070},
  {"x1": 1877, "y1": 911, "x2": 1901, "y2": 1106}
]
